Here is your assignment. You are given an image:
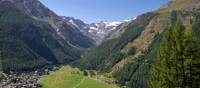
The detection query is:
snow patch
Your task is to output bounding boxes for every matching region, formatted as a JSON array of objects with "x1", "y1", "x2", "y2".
[
  {"x1": 133, "y1": 17, "x2": 137, "y2": 20},
  {"x1": 56, "y1": 28, "x2": 59, "y2": 32},
  {"x1": 111, "y1": 26, "x2": 117, "y2": 30},
  {"x1": 107, "y1": 21, "x2": 122, "y2": 27},
  {"x1": 124, "y1": 19, "x2": 131, "y2": 22},
  {"x1": 124, "y1": 17, "x2": 137, "y2": 22},
  {"x1": 69, "y1": 19, "x2": 79, "y2": 28},
  {"x1": 62, "y1": 17, "x2": 66, "y2": 20},
  {"x1": 90, "y1": 27, "x2": 98, "y2": 30},
  {"x1": 97, "y1": 31, "x2": 105, "y2": 34},
  {"x1": 88, "y1": 30, "x2": 93, "y2": 33}
]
